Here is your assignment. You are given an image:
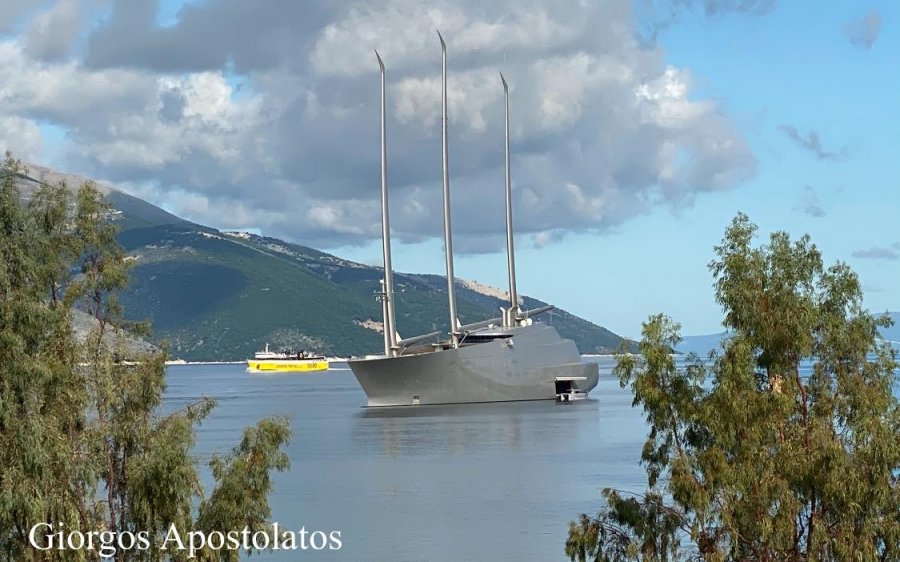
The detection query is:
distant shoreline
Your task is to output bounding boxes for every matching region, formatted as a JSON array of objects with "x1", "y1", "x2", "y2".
[
  {"x1": 166, "y1": 354, "x2": 617, "y2": 366},
  {"x1": 165, "y1": 360, "x2": 244, "y2": 366}
]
